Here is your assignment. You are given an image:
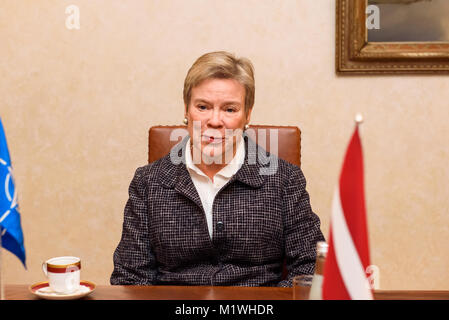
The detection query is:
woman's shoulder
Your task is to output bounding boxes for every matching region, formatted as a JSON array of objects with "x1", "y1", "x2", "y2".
[
  {"x1": 258, "y1": 152, "x2": 307, "y2": 191},
  {"x1": 274, "y1": 156, "x2": 305, "y2": 180},
  {"x1": 131, "y1": 155, "x2": 171, "y2": 181},
  {"x1": 248, "y1": 137, "x2": 303, "y2": 181}
]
